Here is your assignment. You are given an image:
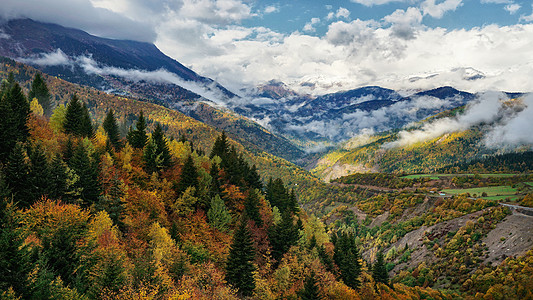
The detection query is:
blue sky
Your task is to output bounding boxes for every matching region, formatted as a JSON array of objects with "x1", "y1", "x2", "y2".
[
  {"x1": 3, "y1": 0, "x2": 533, "y2": 94},
  {"x1": 246, "y1": 0, "x2": 530, "y2": 34}
]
